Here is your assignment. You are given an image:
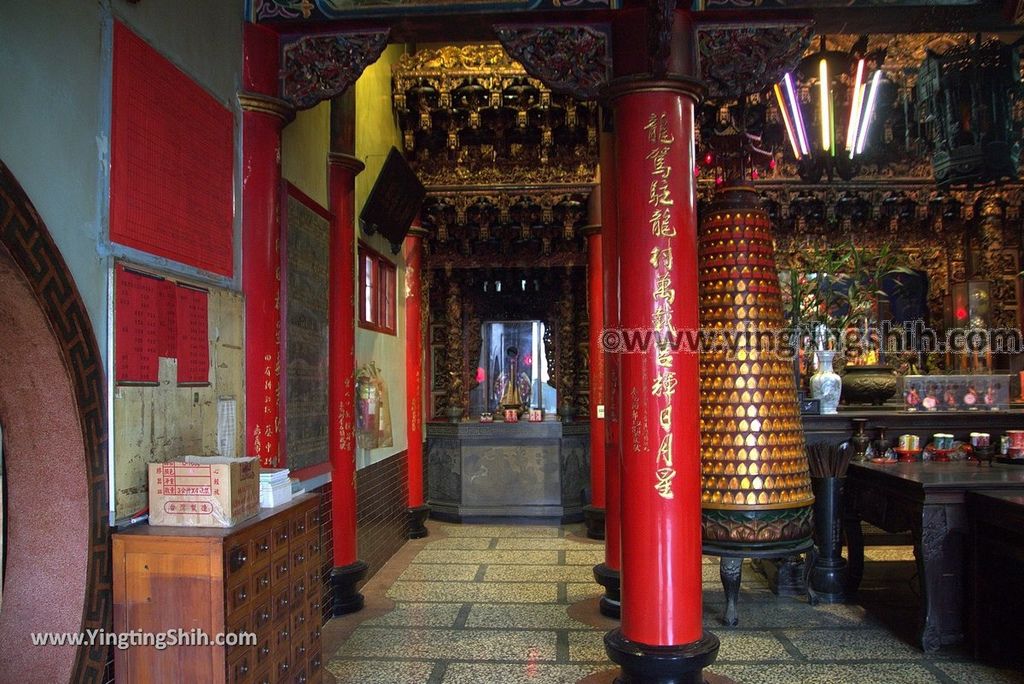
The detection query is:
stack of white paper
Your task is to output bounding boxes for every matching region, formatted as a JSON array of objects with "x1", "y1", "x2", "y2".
[{"x1": 259, "y1": 468, "x2": 292, "y2": 508}]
